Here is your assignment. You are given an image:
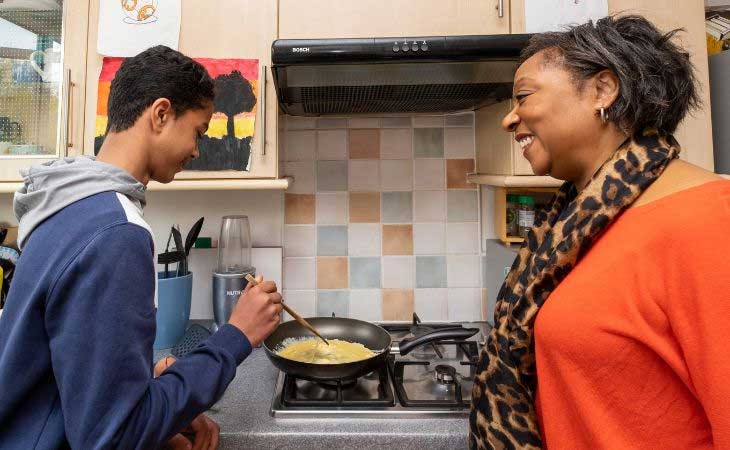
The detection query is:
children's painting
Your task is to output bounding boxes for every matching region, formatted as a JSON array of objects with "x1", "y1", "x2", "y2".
[{"x1": 94, "y1": 57, "x2": 258, "y2": 171}]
